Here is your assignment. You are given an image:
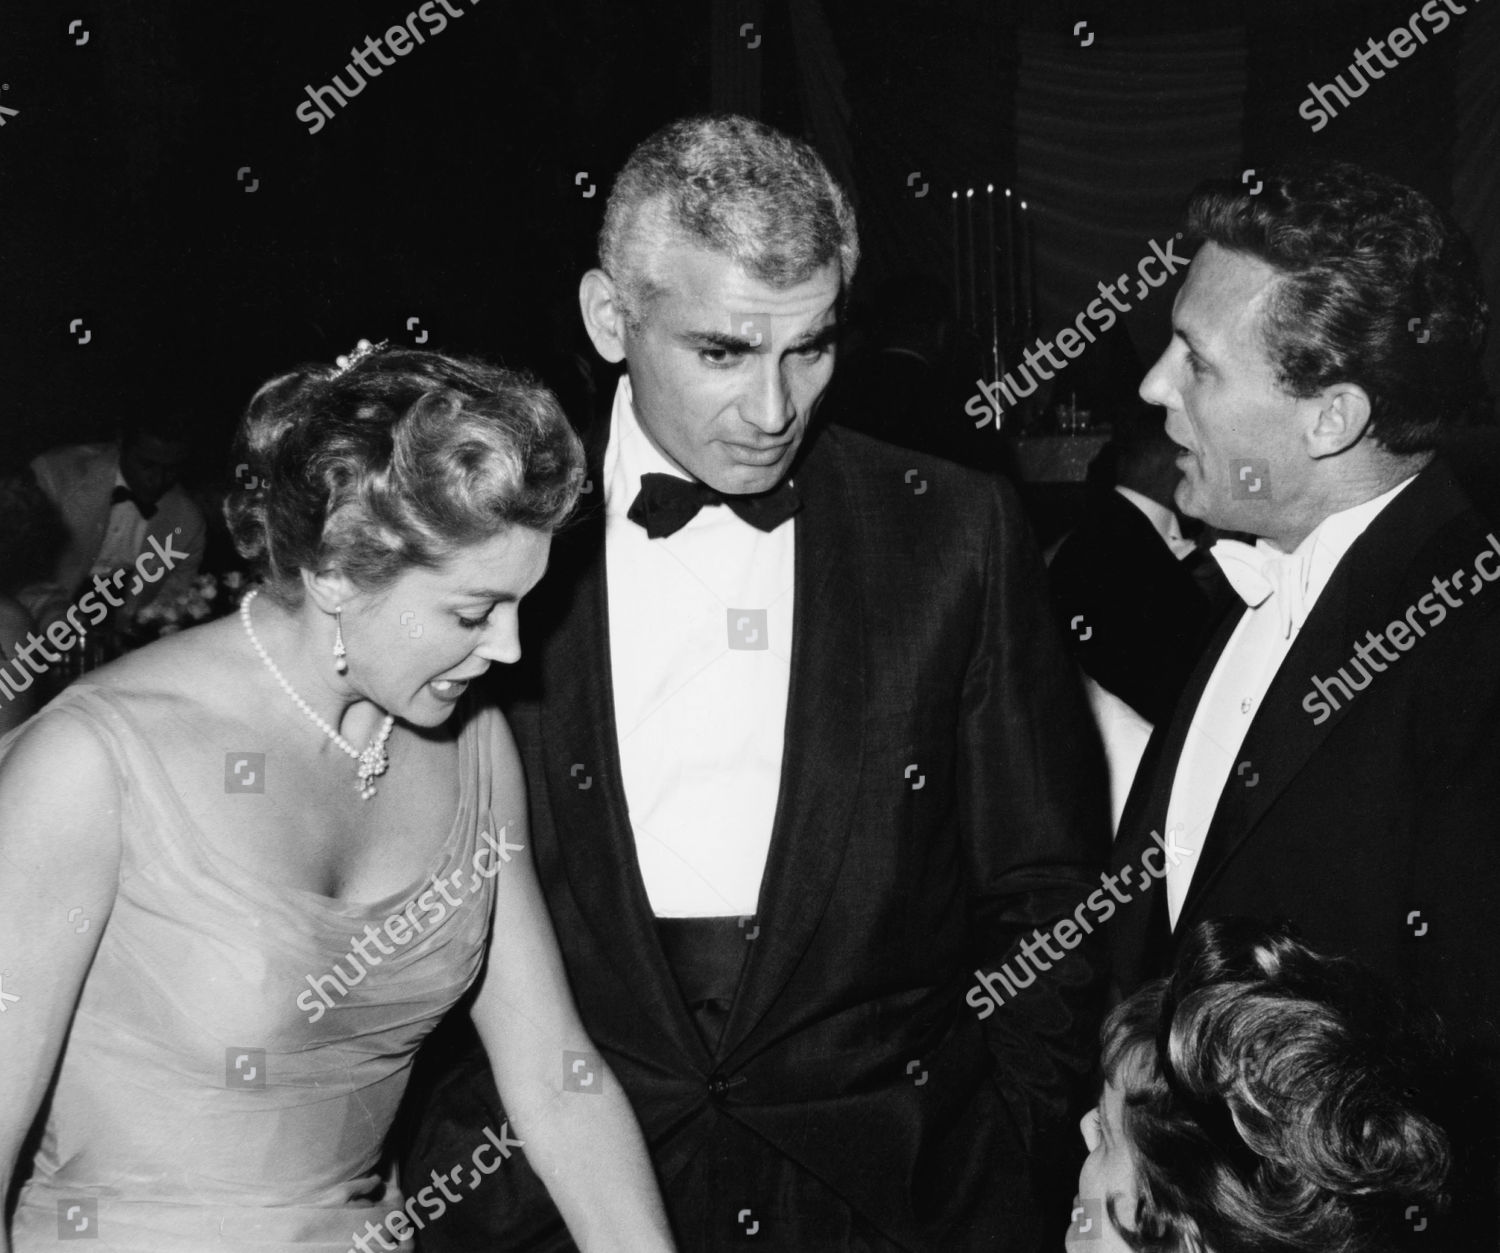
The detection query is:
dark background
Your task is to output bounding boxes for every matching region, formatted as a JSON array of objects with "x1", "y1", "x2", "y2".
[{"x1": 1, "y1": 0, "x2": 1495, "y2": 477}]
